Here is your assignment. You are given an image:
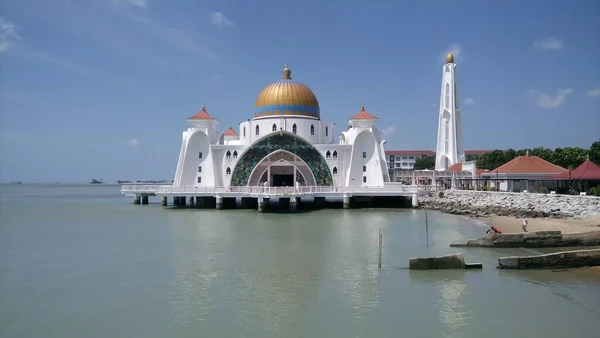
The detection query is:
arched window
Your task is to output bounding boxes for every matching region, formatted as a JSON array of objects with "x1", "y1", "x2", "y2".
[
  {"x1": 255, "y1": 125, "x2": 260, "y2": 136},
  {"x1": 310, "y1": 124, "x2": 315, "y2": 135},
  {"x1": 292, "y1": 124, "x2": 297, "y2": 134},
  {"x1": 332, "y1": 150, "x2": 338, "y2": 158},
  {"x1": 325, "y1": 126, "x2": 328, "y2": 137},
  {"x1": 444, "y1": 119, "x2": 450, "y2": 154},
  {"x1": 226, "y1": 151, "x2": 231, "y2": 159},
  {"x1": 243, "y1": 127, "x2": 246, "y2": 137},
  {"x1": 272, "y1": 123, "x2": 277, "y2": 132},
  {"x1": 326, "y1": 150, "x2": 331, "y2": 158},
  {"x1": 445, "y1": 83, "x2": 450, "y2": 109},
  {"x1": 233, "y1": 151, "x2": 238, "y2": 158},
  {"x1": 333, "y1": 167, "x2": 338, "y2": 175},
  {"x1": 226, "y1": 167, "x2": 231, "y2": 175}
]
